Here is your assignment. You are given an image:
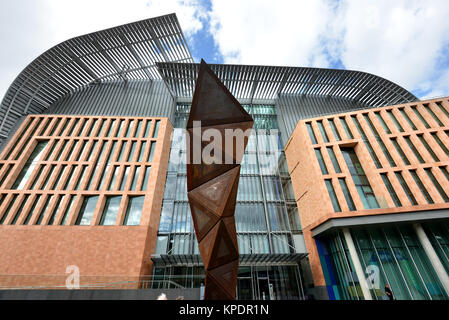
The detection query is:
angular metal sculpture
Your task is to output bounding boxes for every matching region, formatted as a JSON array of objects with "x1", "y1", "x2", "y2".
[{"x1": 186, "y1": 60, "x2": 254, "y2": 300}]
